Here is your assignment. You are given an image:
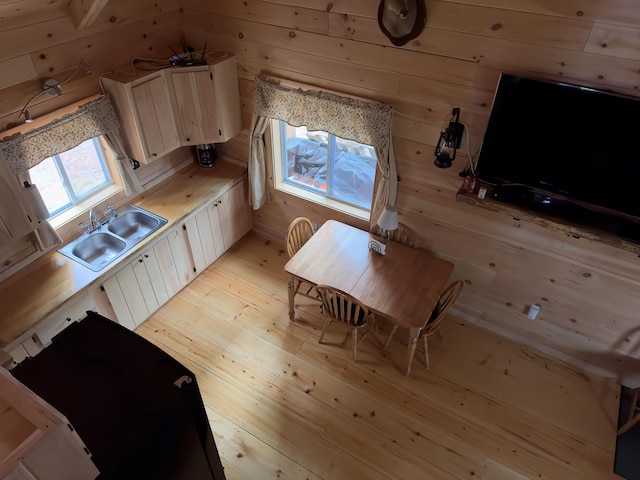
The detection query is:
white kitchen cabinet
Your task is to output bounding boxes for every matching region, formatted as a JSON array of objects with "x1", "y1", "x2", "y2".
[
  {"x1": 166, "y1": 55, "x2": 242, "y2": 145},
  {"x1": 103, "y1": 53, "x2": 242, "y2": 164},
  {"x1": 101, "y1": 230, "x2": 195, "y2": 330},
  {"x1": 164, "y1": 224, "x2": 198, "y2": 287},
  {"x1": 184, "y1": 179, "x2": 252, "y2": 274},
  {"x1": 103, "y1": 247, "x2": 162, "y2": 330},
  {"x1": 220, "y1": 177, "x2": 253, "y2": 247},
  {"x1": 102, "y1": 71, "x2": 180, "y2": 164}
]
